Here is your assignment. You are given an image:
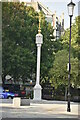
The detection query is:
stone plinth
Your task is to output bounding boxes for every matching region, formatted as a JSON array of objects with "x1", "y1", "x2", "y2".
[
  {"x1": 13, "y1": 97, "x2": 21, "y2": 107},
  {"x1": 33, "y1": 84, "x2": 42, "y2": 100},
  {"x1": 21, "y1": 99, "x2": 30, "y2": 106}
]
